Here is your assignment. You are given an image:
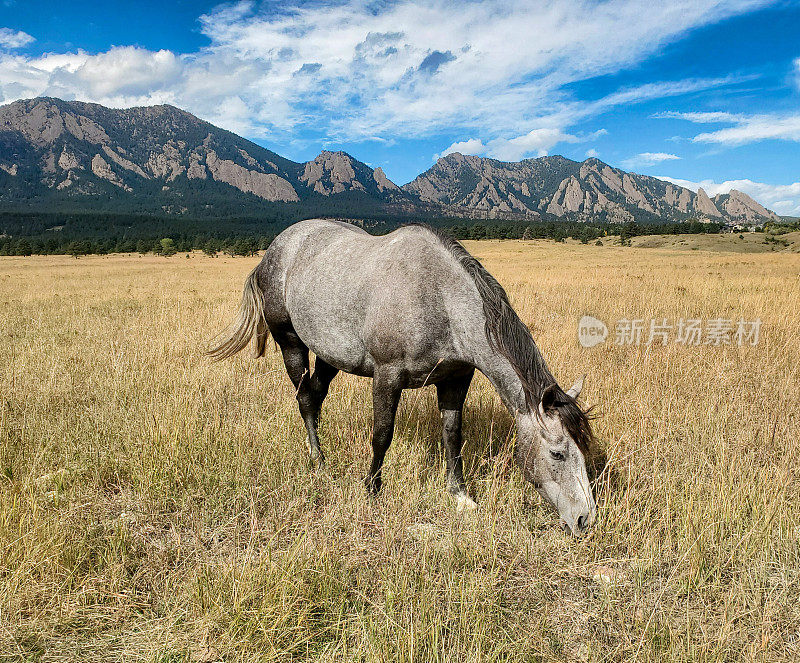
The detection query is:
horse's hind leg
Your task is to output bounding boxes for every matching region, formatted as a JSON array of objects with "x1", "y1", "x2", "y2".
[
  {"x1": 436, "y1": 370, "x2": 476, "y2": 510},
  {"x1": 276, "y1": 331, "x2": 336, "y2": 467},
  {"x1": 365, "y1": 367, "x2": 403, "y2": 495},
  {"x1": 305, "y1": 356, "x2": 339, "y2": 462}
]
